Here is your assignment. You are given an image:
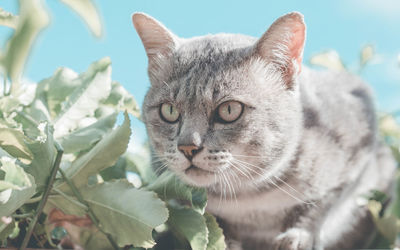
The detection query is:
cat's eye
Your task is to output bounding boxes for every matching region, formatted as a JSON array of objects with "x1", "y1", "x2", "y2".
[
  {"x1": 160, "y1": 103, "x2": 180, "y2": 123},
  {"x1": 216, "y1": 101, "x2": 243, "y2": 123}
]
